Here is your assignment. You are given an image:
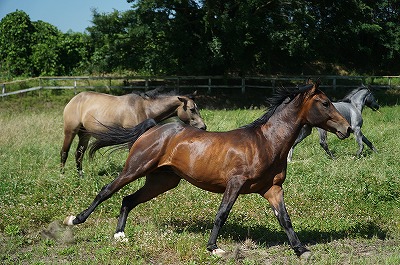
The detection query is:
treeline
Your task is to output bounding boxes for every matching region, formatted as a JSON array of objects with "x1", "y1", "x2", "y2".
[{"x1": 1, "y1": 0, "x2": 400, "y2": 79}]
